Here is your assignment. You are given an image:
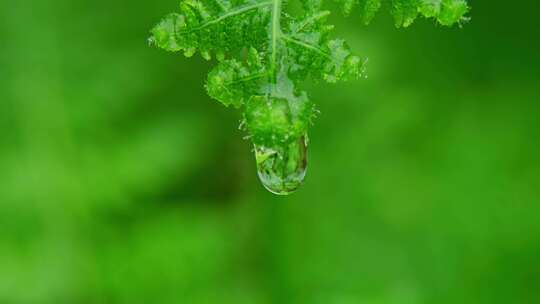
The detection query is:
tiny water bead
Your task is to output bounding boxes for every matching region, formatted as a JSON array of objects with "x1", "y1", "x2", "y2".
[{"x1": 255, "y1": 136, "x2": 308, "y2": 195}]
